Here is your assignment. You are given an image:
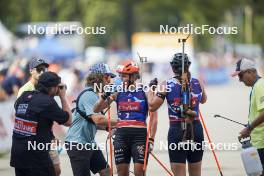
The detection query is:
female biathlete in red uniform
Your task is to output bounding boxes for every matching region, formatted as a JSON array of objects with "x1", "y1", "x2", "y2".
[{"x1": 94, "y1": 60, "x2": 158, "y2": 176}]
